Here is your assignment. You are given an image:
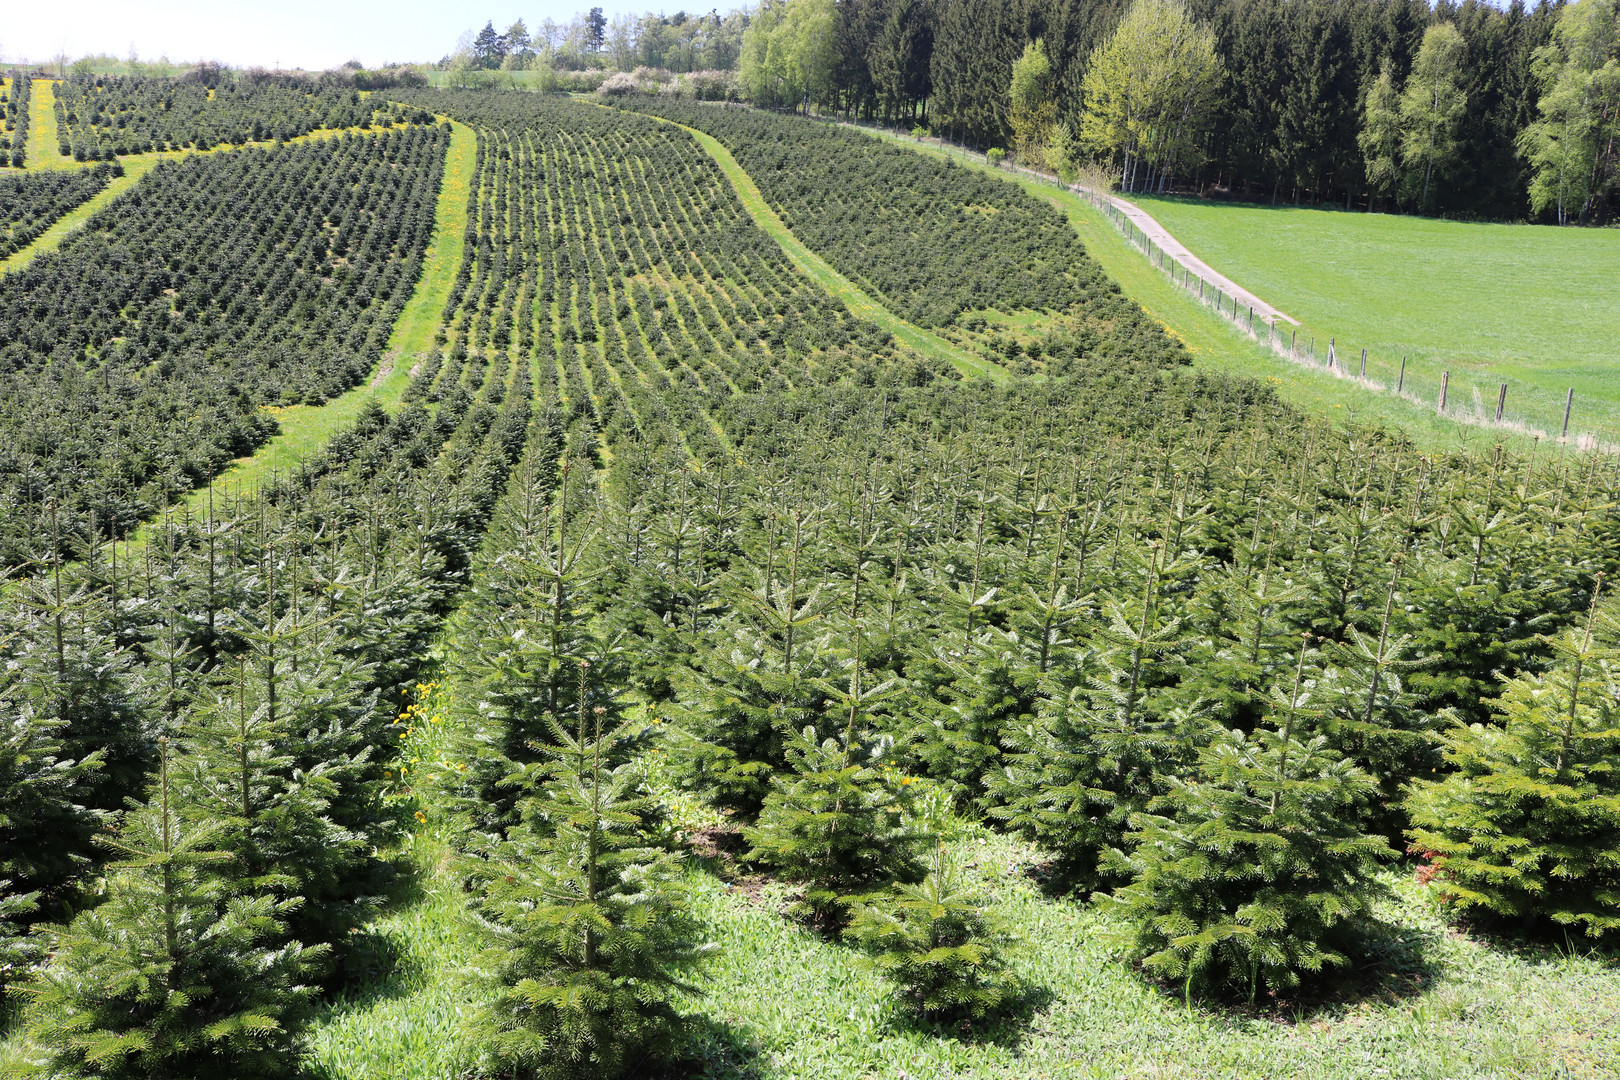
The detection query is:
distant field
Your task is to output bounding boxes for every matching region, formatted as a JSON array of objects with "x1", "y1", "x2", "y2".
[{"x1": 1130, "y1": 195, "x2": 1620, "y2": 439}]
